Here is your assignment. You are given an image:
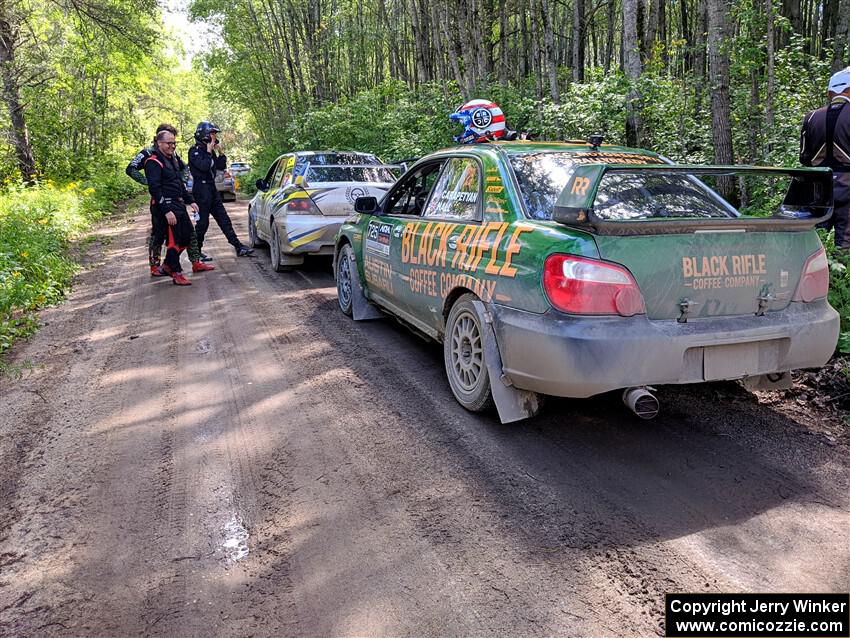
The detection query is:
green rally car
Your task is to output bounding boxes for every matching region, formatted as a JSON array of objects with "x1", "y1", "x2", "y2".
[{"x1": 333, "y1": 141, "x2": 840, "y2": 423}]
